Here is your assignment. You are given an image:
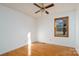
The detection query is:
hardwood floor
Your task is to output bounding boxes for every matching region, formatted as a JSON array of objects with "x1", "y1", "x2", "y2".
[{"x1": 0, "y1": 42, "x2": 78, "y2": 56}]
